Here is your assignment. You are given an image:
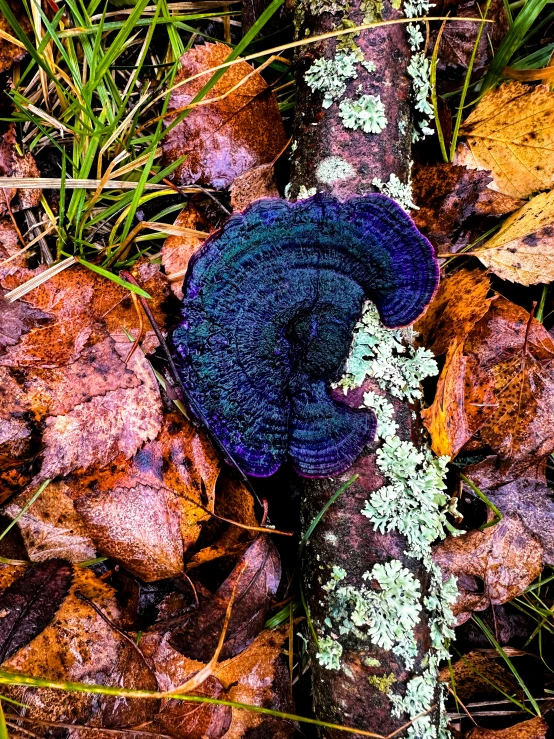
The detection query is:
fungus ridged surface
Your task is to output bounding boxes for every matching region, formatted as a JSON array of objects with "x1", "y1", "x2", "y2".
[{"x1": 171, "y1": 195, "x2": 438, "y2": 478}]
